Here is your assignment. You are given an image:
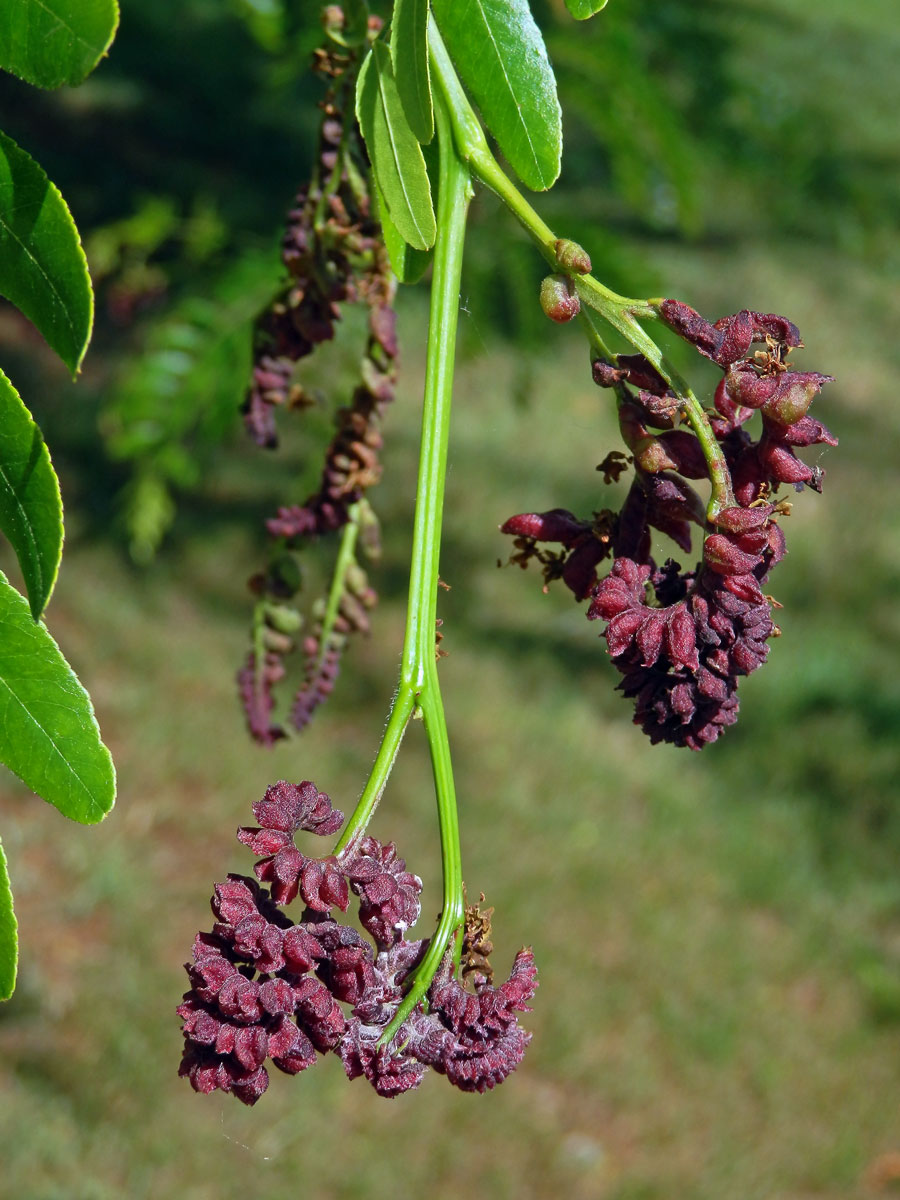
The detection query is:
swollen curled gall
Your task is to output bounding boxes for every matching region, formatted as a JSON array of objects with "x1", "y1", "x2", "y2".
[
  {"x1": 502, "y1": 303, "x2": 836, "y2": 749},
  {"x1": 178, "y1": 782, "x2": 537, "y2": 1103}
]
